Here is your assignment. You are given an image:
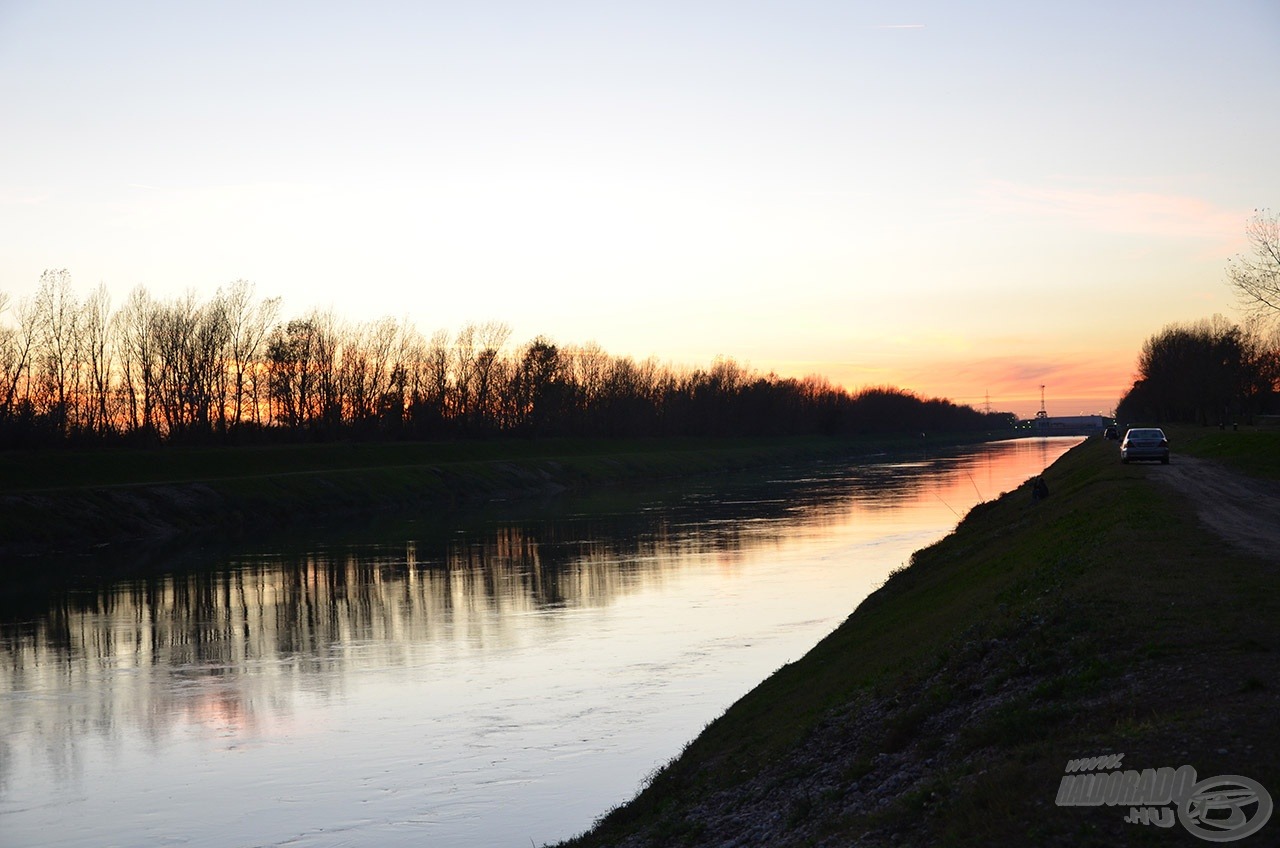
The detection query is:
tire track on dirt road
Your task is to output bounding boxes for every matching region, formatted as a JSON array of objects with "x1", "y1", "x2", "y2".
[{"x1": 1146, "y1": 455, "x2": 1280, "y2": 563}]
